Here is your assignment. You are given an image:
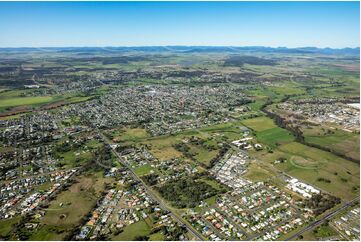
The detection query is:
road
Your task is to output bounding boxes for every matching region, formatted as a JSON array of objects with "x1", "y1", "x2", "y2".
[
  {"x1": 285, "y1": 197, "x2": 359, "y2": 241},
  {"x1": 98, "y1": 131, "x2": 205, "y2": 241}
]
